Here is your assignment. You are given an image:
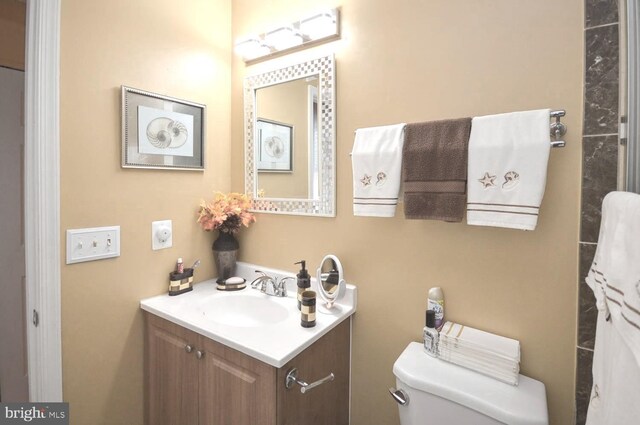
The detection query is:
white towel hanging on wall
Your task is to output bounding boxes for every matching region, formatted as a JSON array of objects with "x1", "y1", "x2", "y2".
[
  {"x1": 351, "y1": 123, "x2": 406, "y2": 217},
  {"x1": 466, "y1": 109, "x2": 551, "y2": 230}
]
